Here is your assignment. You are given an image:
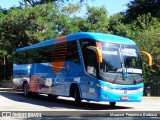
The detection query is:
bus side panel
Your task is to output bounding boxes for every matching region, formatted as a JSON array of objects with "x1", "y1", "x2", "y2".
[
  {"x1": 48, "y1": 61, "x2": 84, "y2": 97},
  {"x1": 28, "y1": 61, "x2": 84, "y2": 97},
  {"x1": 13, "y1": 74, "x2": 30, "y2": 90},
  {"x1": 13, "y1": 43, "x2": 100, "y2": 101},
  {"x1": 61, "y1": 61, "x2": 101, "y2": 101},
  {"x1": 13, "y1": 64, "x2": 35, "y2": 90},
  {"x1": 79, "y1": 75, "x2": 99, "y2": 101},
  {"x1": 32, "y1": 63, "x2": 55, "y2": 94}
]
